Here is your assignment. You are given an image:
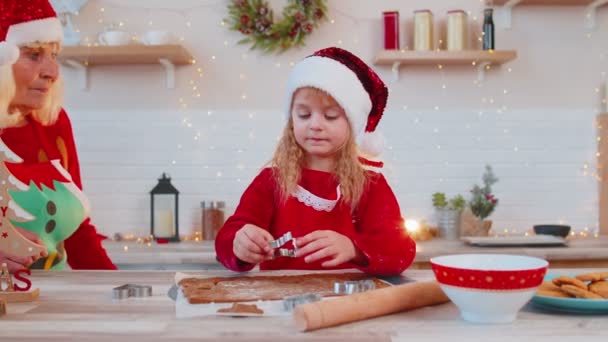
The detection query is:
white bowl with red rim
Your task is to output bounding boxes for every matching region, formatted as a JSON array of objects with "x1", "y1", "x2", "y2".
[{"x1": 430, "y1": 254, "x2": 548, "y2": 323}]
